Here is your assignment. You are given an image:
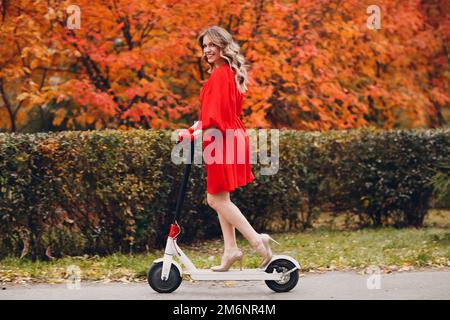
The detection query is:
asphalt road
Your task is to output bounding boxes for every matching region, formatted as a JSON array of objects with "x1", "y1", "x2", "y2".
[{"x1": 1, "y1": 270, "x2": 449, "y2": 300}]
